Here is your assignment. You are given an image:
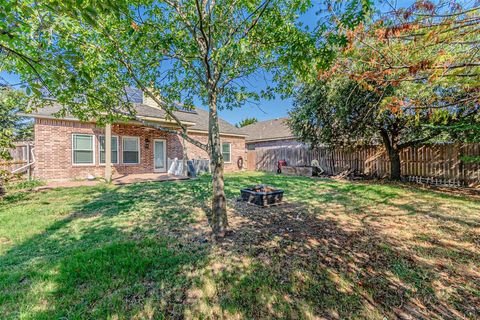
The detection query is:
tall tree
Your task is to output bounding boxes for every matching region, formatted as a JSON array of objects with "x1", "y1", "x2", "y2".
[
  {"x1": 0, "y1": 86, "x2": 33, "y2": 158},
  {"x1": 0, "y1": 86, "x2": 34, "y2": 195},
  {"x1": 1, "y1": 0, "x2": 336, "y2": 236},
  {"x1": 236, "y1": 117, "x2": 258, "y2": 128},
  {"x1": 291, "y1": 1, "x2": 479, "y2": 180}
]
